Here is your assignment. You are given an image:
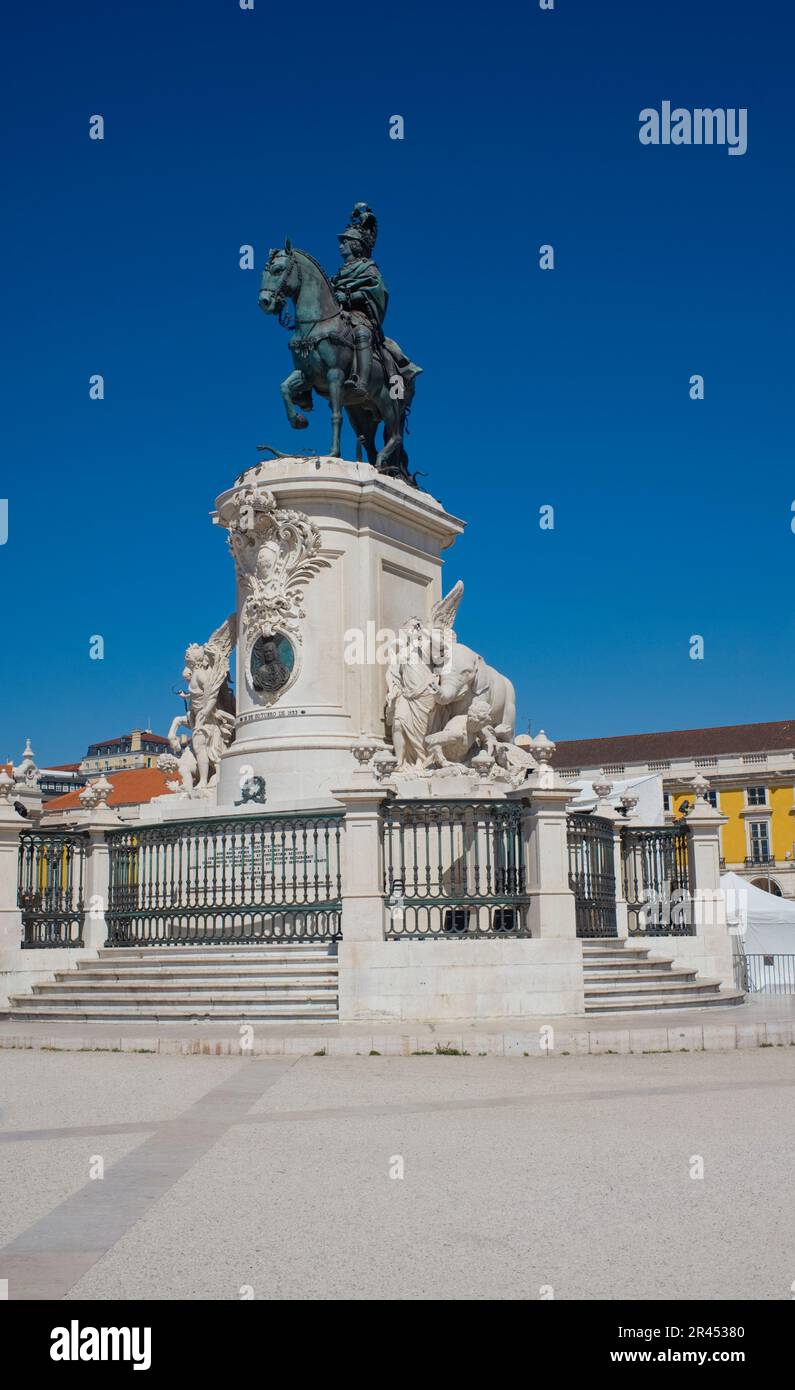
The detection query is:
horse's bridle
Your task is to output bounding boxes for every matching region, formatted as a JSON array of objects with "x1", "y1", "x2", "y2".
[
  {"x1": 266, "y1": 253, "x2": 300, "y2": 329},
  {"x1": 268, "y1": 249, "x2": 346, "y2": 331}
]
